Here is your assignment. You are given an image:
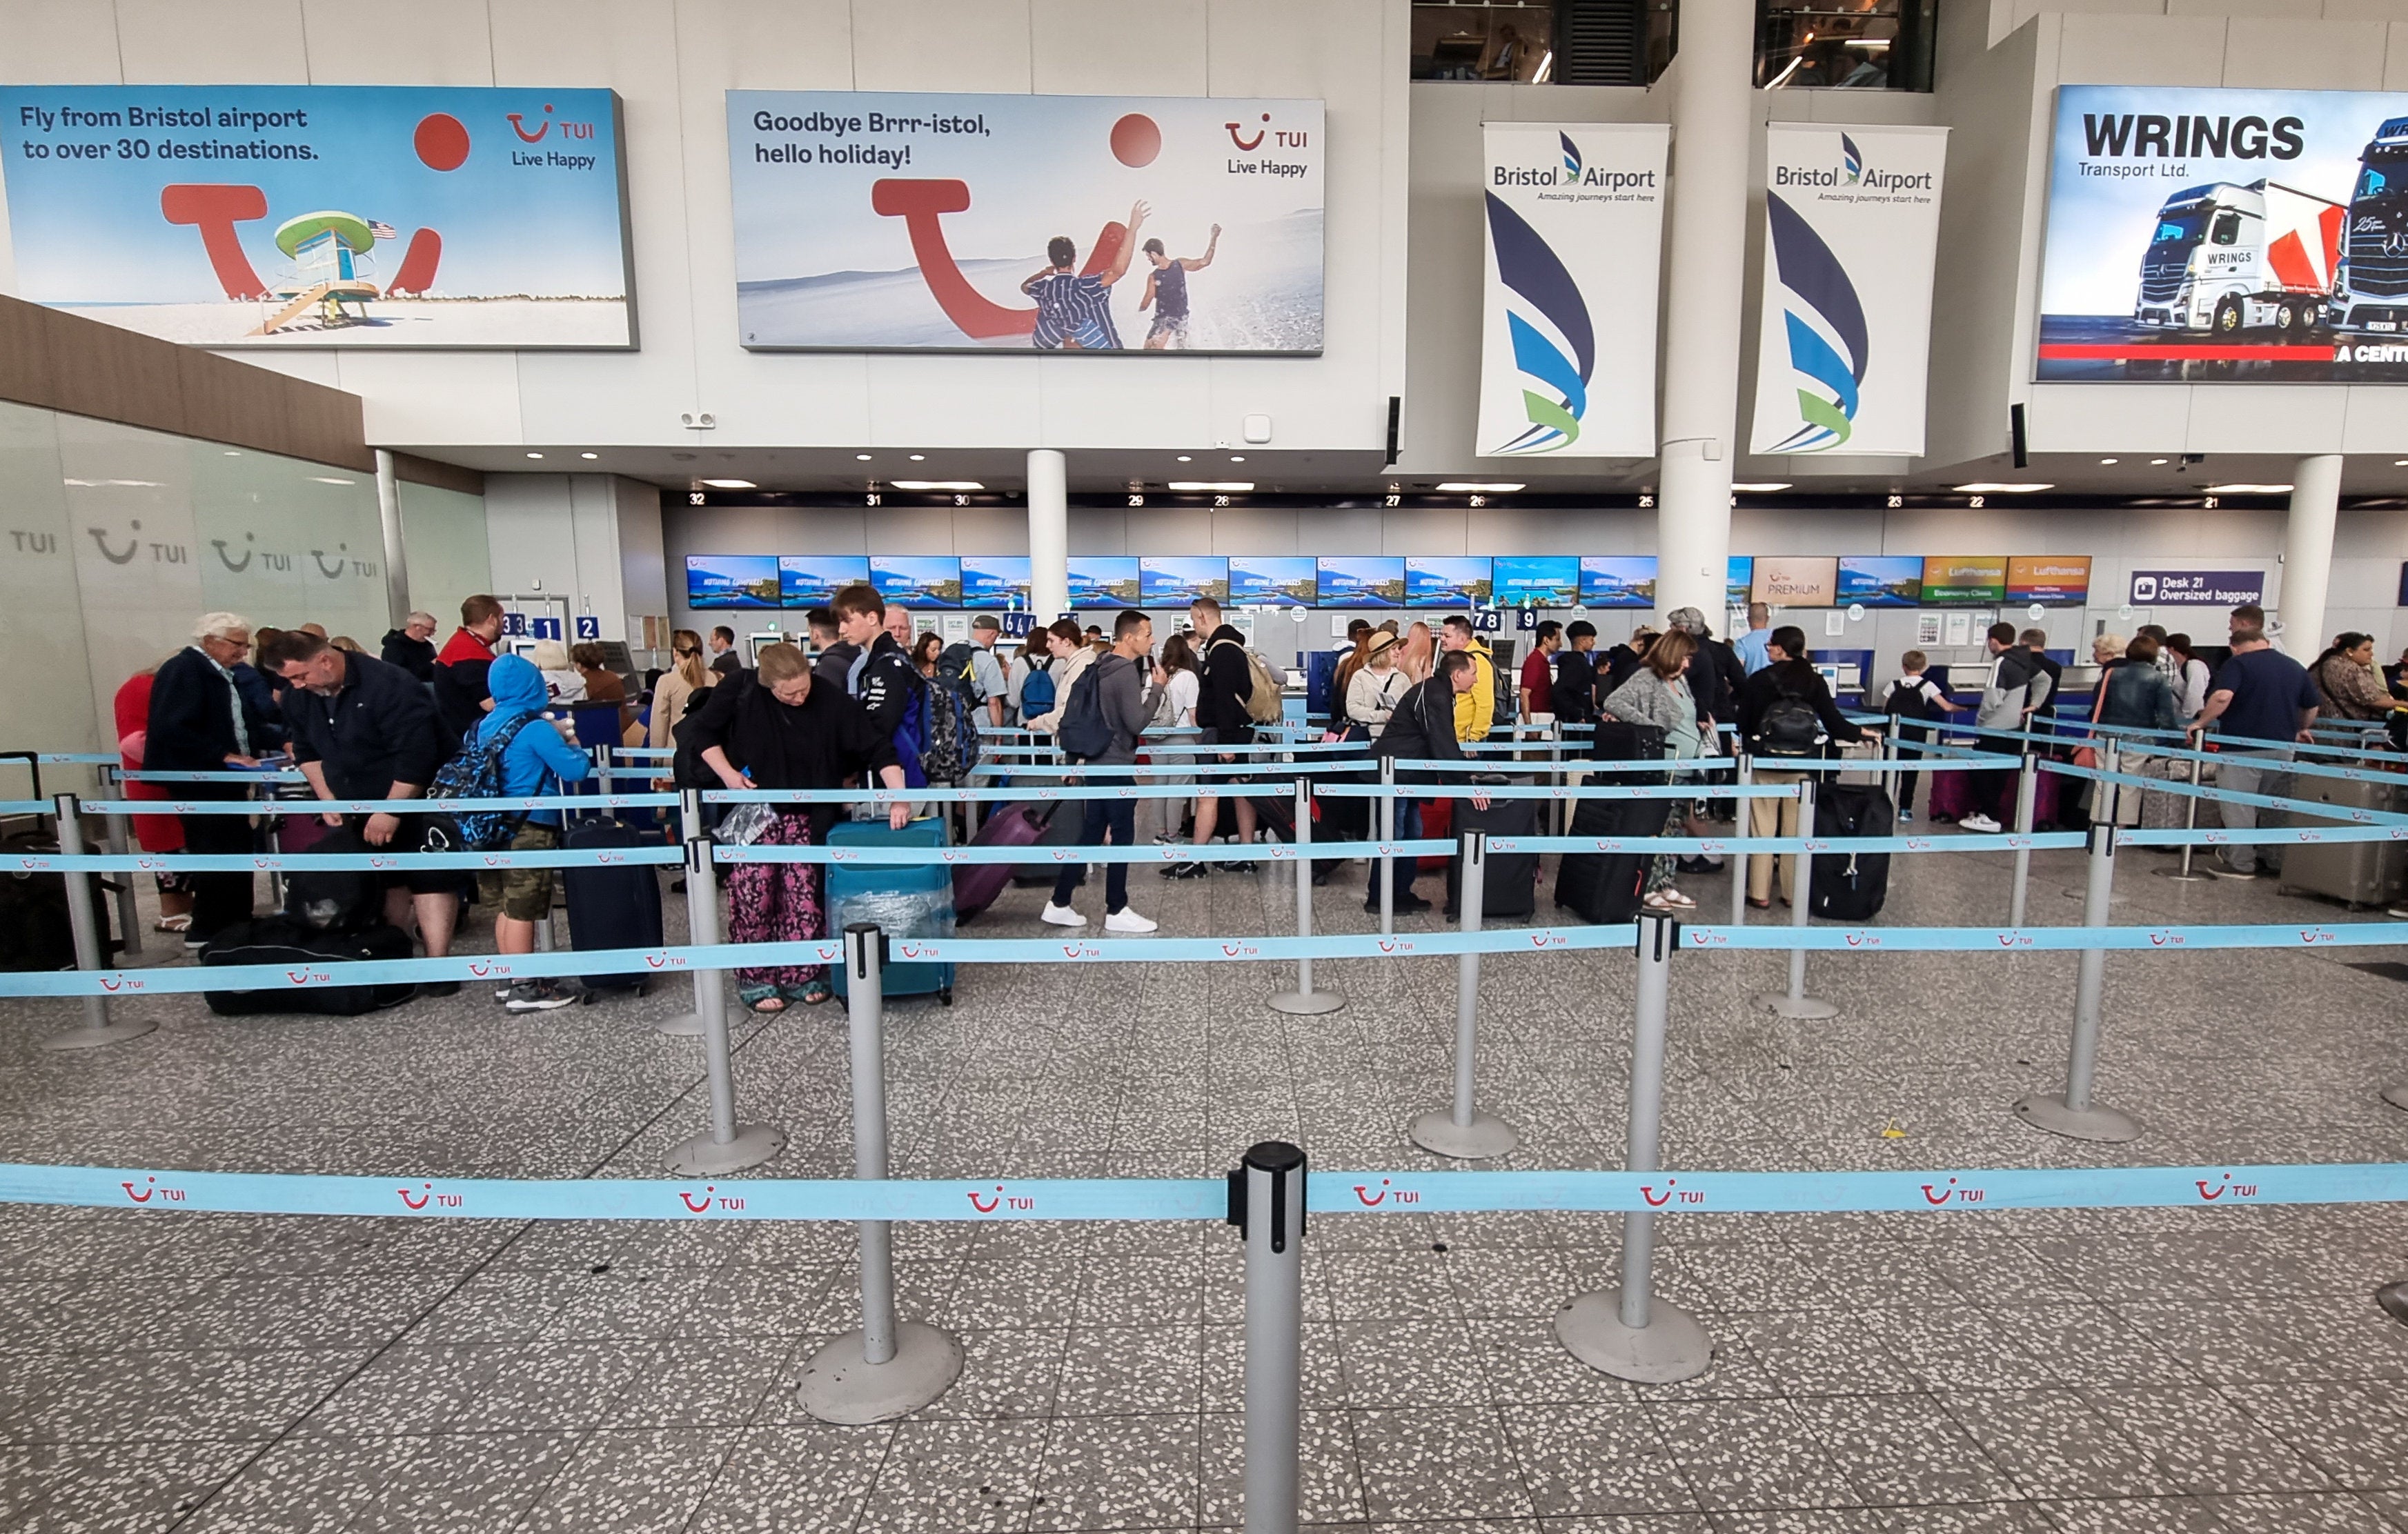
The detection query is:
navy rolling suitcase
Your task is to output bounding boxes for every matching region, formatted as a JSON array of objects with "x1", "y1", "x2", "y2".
[
  {"x1": 564, "y1": 817, "x2": 665, "y2": 996},
  {"x1": 1552, "y1": 794, "x2": 1672, "y2": 924},
  {"x1": 1446, "y1": 790, "x2": 1539, "y2": 919},
  {"x1": 827, "y1": 818, "x2": 956, "y2": 1006}
]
